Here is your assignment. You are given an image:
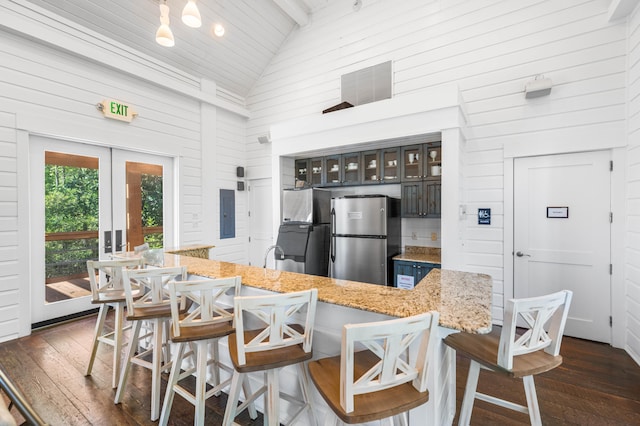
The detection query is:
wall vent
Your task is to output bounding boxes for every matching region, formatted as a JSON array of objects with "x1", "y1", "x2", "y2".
[{"x1": 341, "y1": 61, "x2": 392, "y2": 107}]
